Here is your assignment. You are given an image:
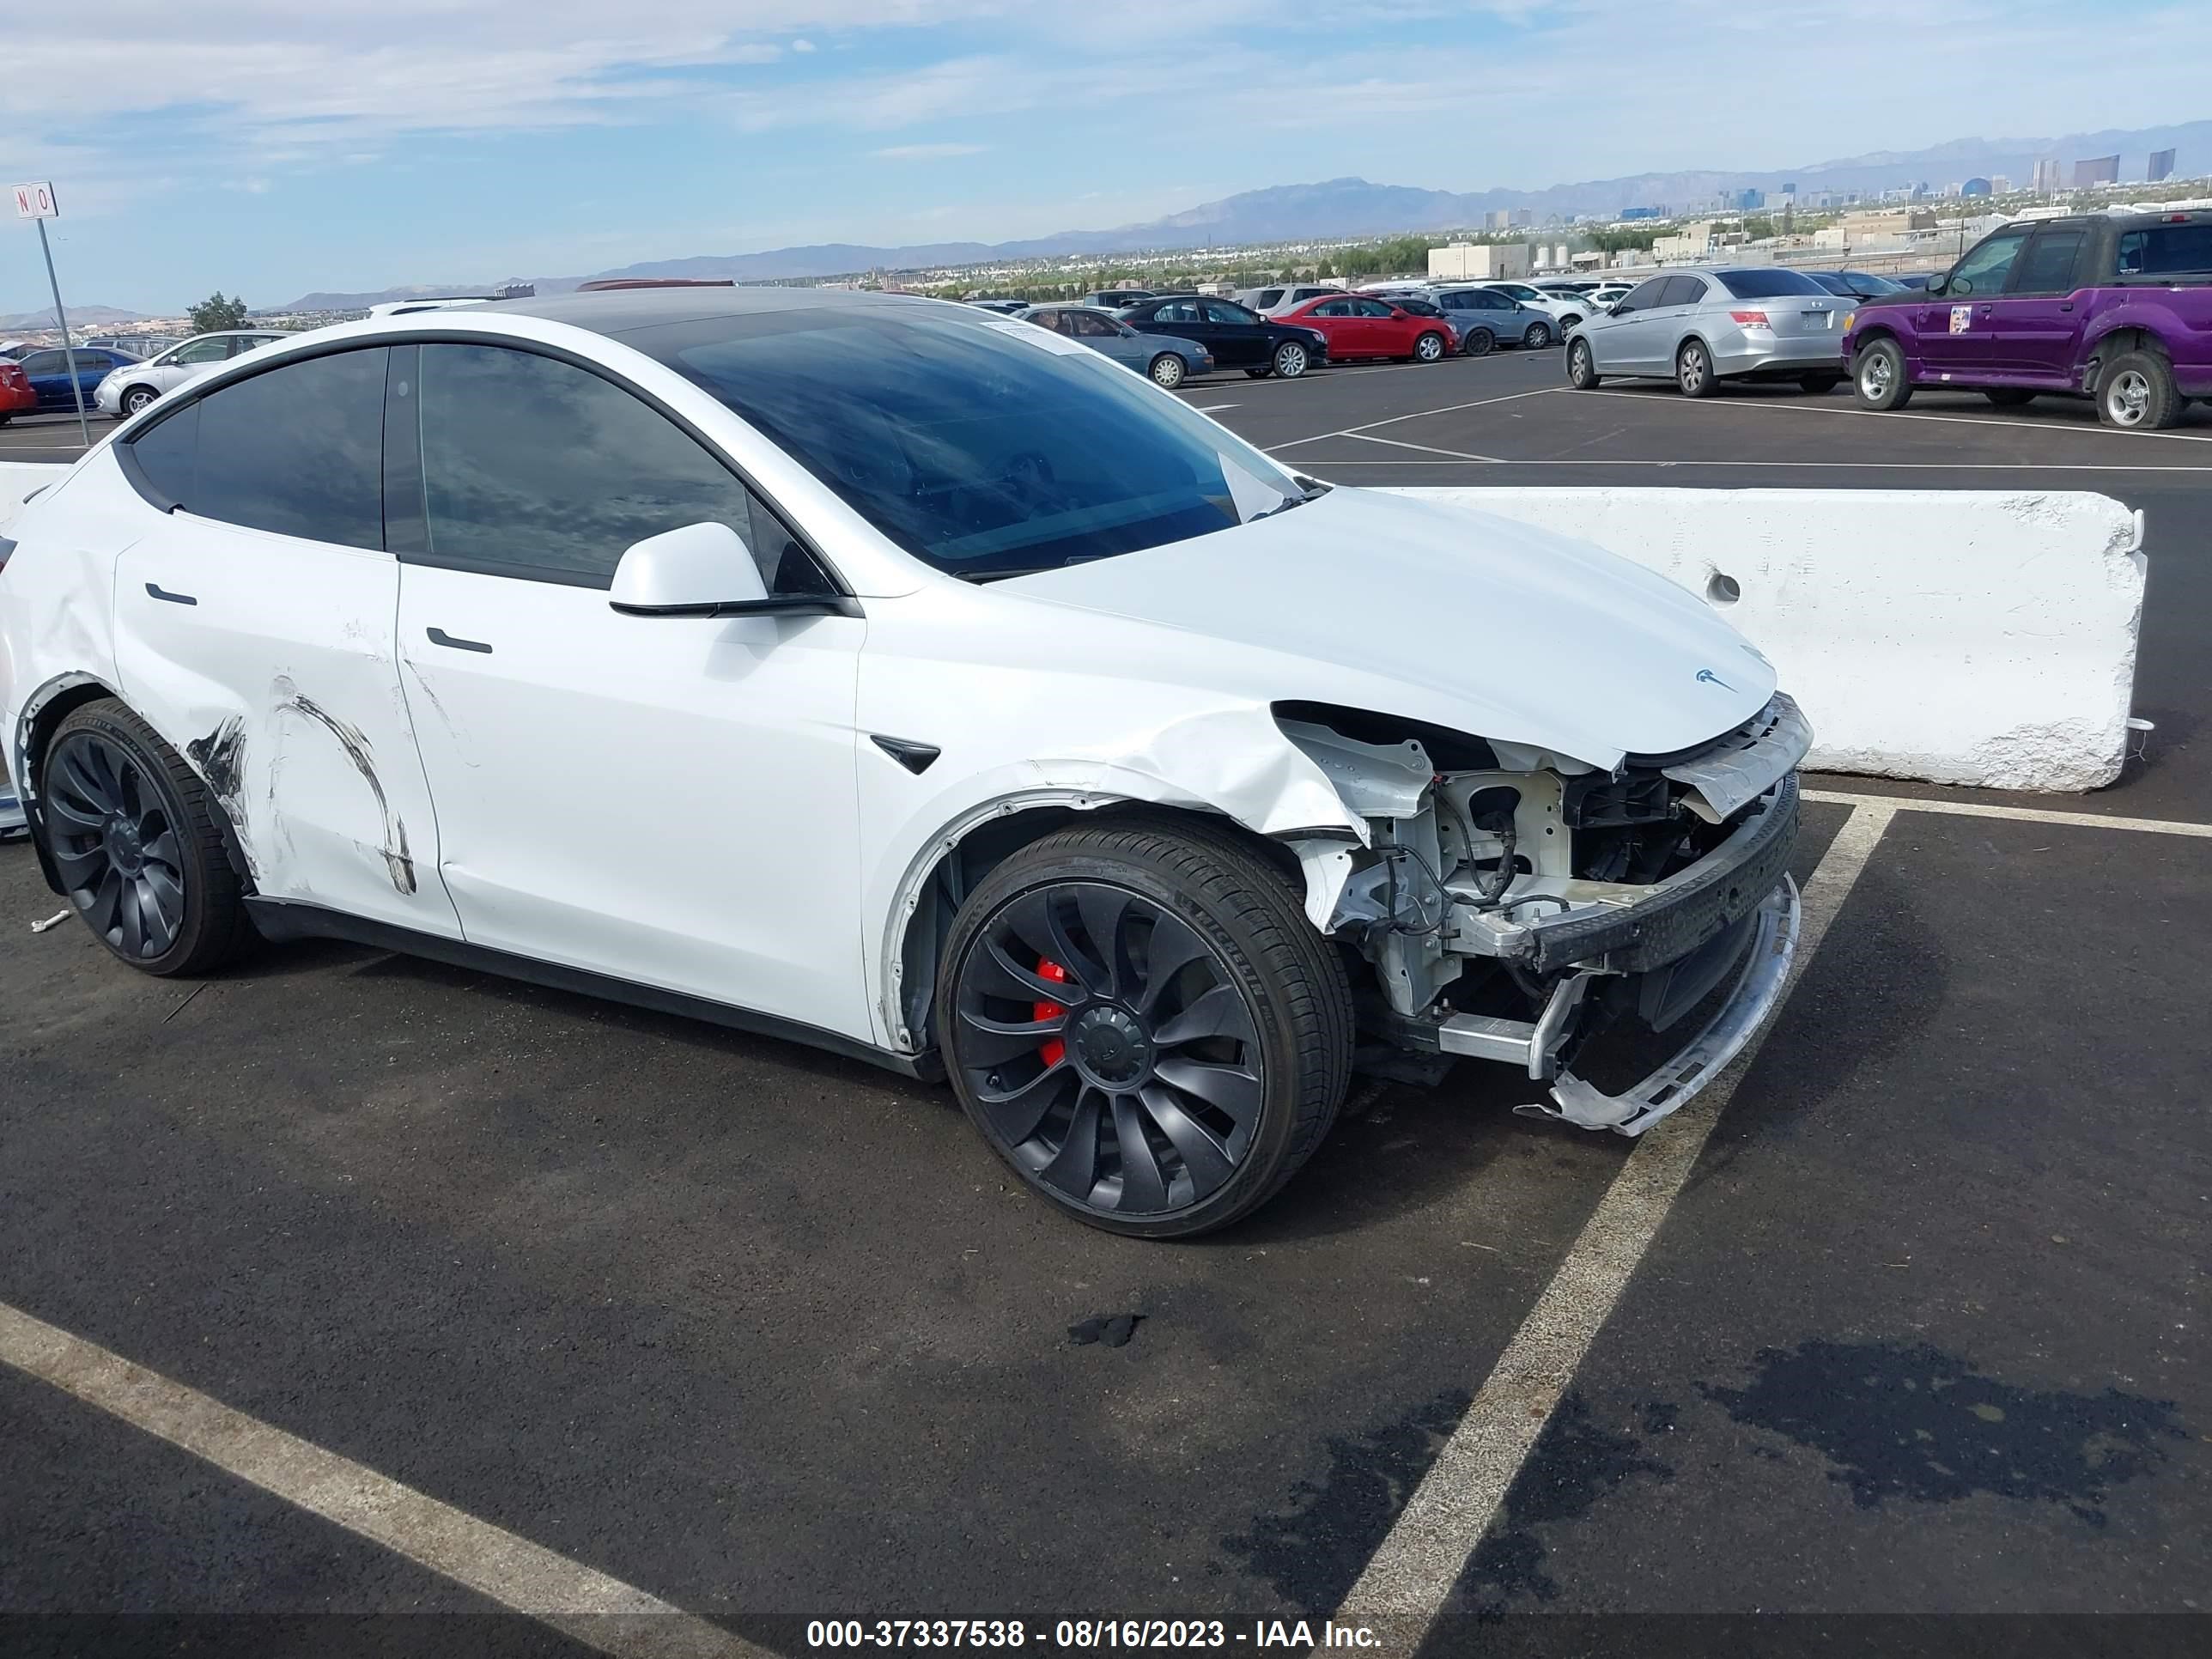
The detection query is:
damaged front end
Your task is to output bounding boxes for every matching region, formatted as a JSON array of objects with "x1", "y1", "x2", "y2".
[{"x1": 1288, "y1": 694, "x2": 1812, "y2": 1136}]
